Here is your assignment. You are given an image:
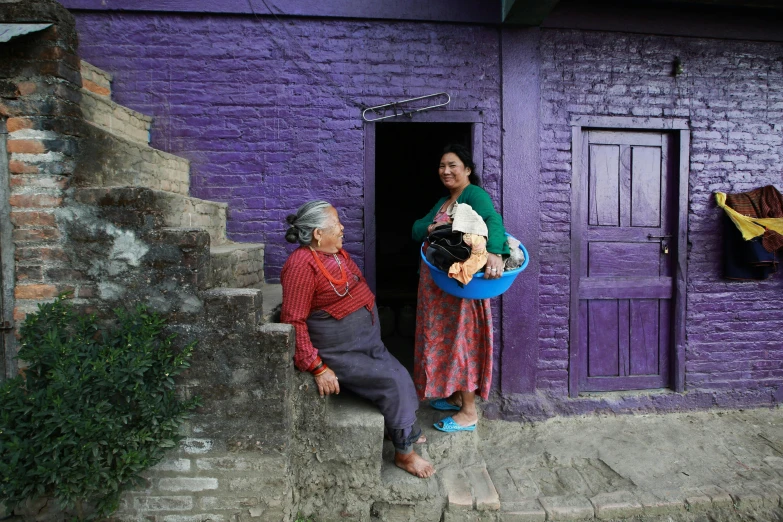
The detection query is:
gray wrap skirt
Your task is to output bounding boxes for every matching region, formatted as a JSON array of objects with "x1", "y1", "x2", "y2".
[{"x1": 306, "y1": 304, "x2": 421, "y2": 452}]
